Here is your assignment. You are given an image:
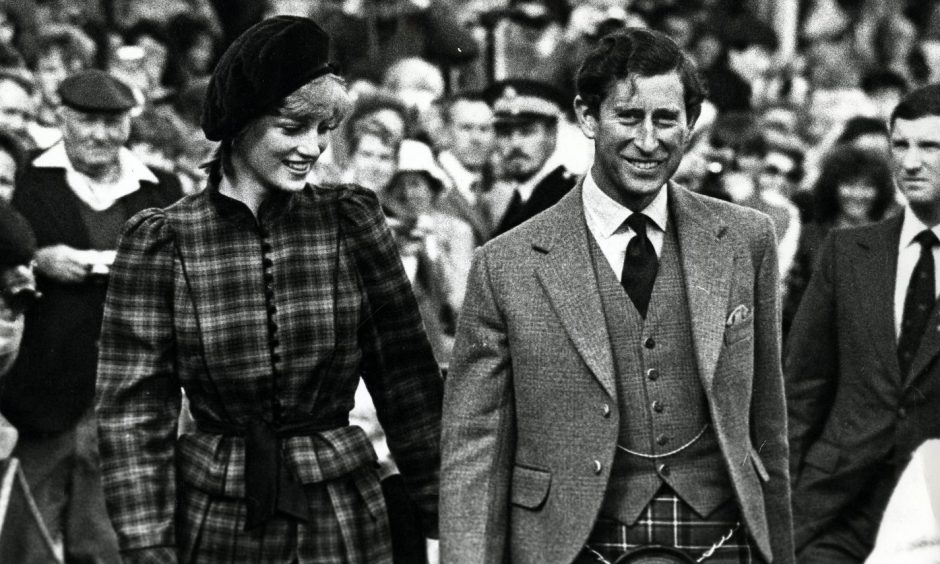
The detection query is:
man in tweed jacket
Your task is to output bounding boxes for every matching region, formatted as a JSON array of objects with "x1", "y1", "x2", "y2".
[{"x1": 440, "y1": 28, "x2": 793, "y2": 564}]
